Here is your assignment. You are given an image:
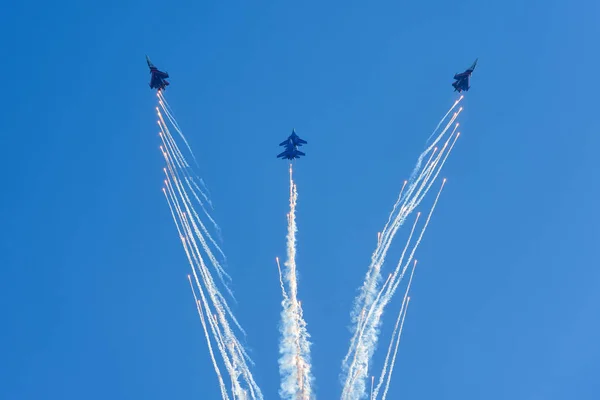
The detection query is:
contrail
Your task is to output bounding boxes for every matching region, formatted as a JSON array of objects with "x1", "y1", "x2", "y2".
[
  {"x1": 156, "y1": 94, "x2": 262, "y2": 400},
  {"x1": 278, "y1": 164, "x2": 314, "y2": 400}
]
